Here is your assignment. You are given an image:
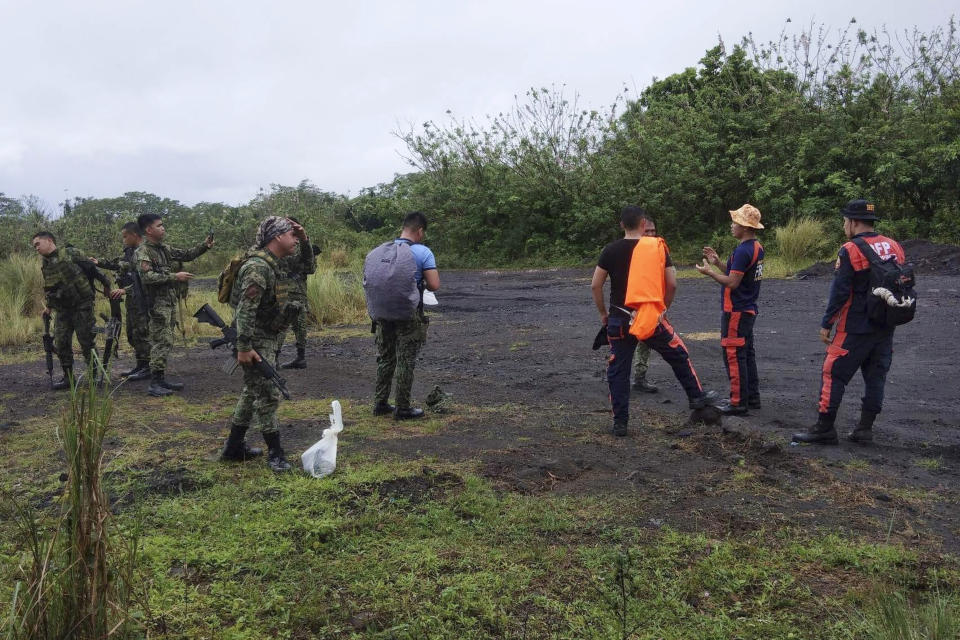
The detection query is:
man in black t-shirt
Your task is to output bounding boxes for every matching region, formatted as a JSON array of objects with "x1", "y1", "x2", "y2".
[{"x1": 591, "y1": 206, "x2": 717, "y2": 436}]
